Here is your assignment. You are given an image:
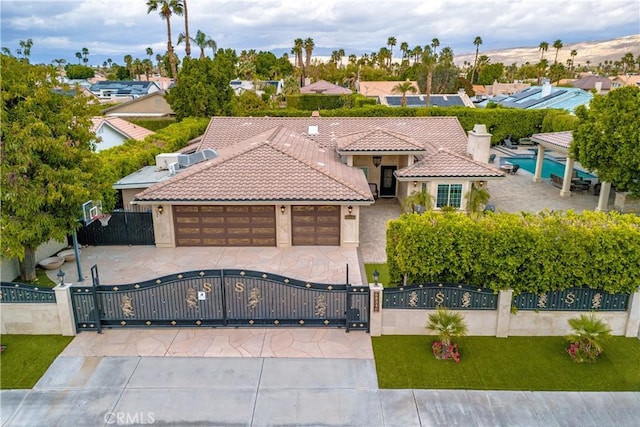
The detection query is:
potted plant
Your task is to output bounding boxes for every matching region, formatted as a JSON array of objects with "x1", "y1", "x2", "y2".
[
  {"x1": 426, "y1": 307, "x2": 468, "y2": 362},
  {"x1": 566, "y1": 313, "x2": 611, "y2": 363}
]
